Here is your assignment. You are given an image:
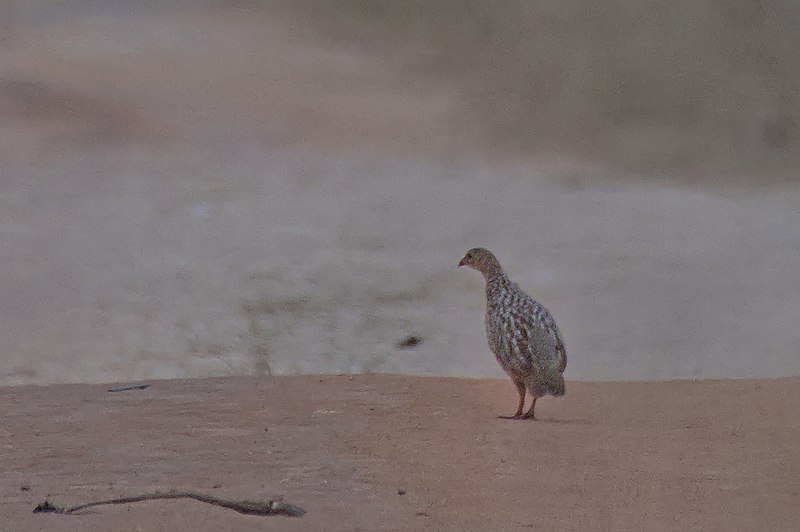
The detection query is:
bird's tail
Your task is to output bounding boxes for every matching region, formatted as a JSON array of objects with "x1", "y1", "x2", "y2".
[
  {"x1": 529, "y1": 372, "x2": 565, "y2": 398},
  {"x1": 551, "y1": 374, "x2": 566, "y2": 396}
]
